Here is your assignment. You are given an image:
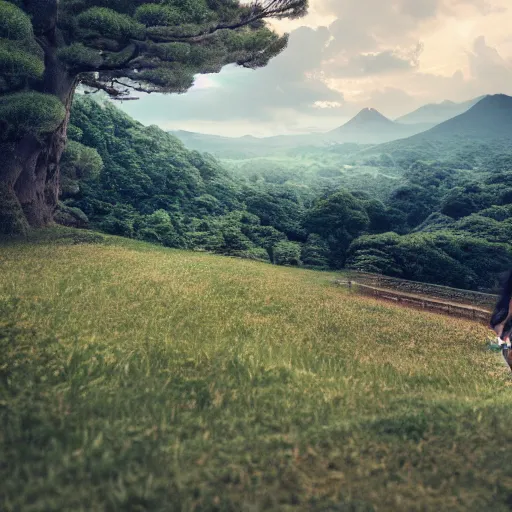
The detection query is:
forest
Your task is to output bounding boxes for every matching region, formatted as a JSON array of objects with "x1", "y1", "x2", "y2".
[{"x1": 60, "y1": 95, "x2": 512, "y2": 292}]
